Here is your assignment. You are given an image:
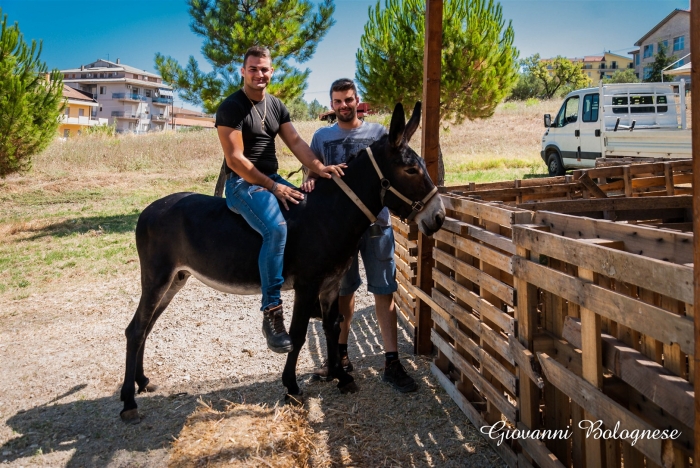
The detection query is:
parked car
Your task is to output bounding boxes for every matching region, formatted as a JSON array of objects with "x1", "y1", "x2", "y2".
[{"x1": 541, "y1": 81, "x2": 691, "y2": 175}]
